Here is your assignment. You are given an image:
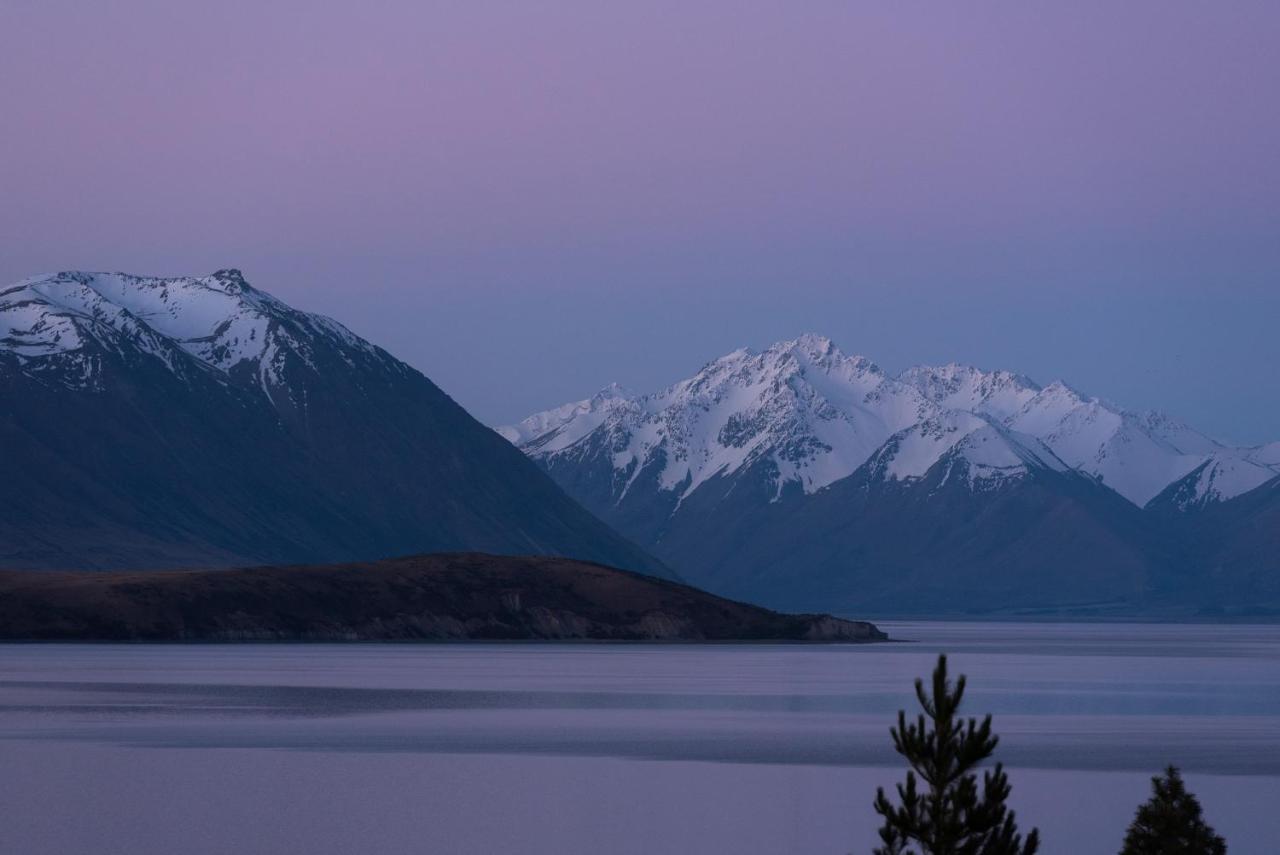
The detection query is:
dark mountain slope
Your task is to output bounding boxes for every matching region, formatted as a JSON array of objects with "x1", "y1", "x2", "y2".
[
  {"x1": 0, "y1": 271, "x2": 667, "y2": 578},
  {"x1": 1150, "y1": 475, "x2": 1280, "y2": 615},
  {"x1": 646, "y1": 448, "x2": 1174, "y2": 616},
  {"x1": 1208, "y1": 477, "x2": 1280, "y2": 610}
]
